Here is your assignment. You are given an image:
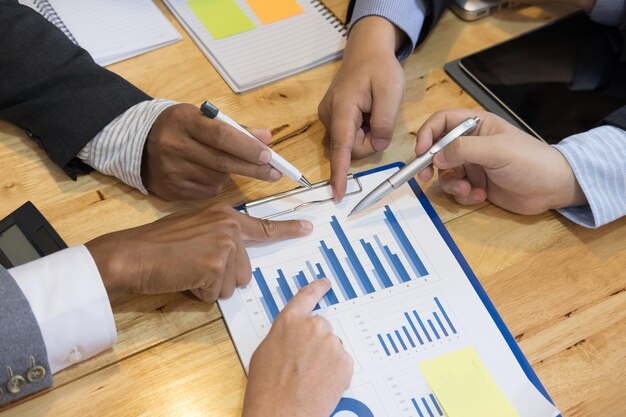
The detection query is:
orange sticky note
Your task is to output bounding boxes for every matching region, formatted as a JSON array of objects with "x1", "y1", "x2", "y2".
[{"x1": 246, "y1": 0, "x2": 303, "y2": 24}]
